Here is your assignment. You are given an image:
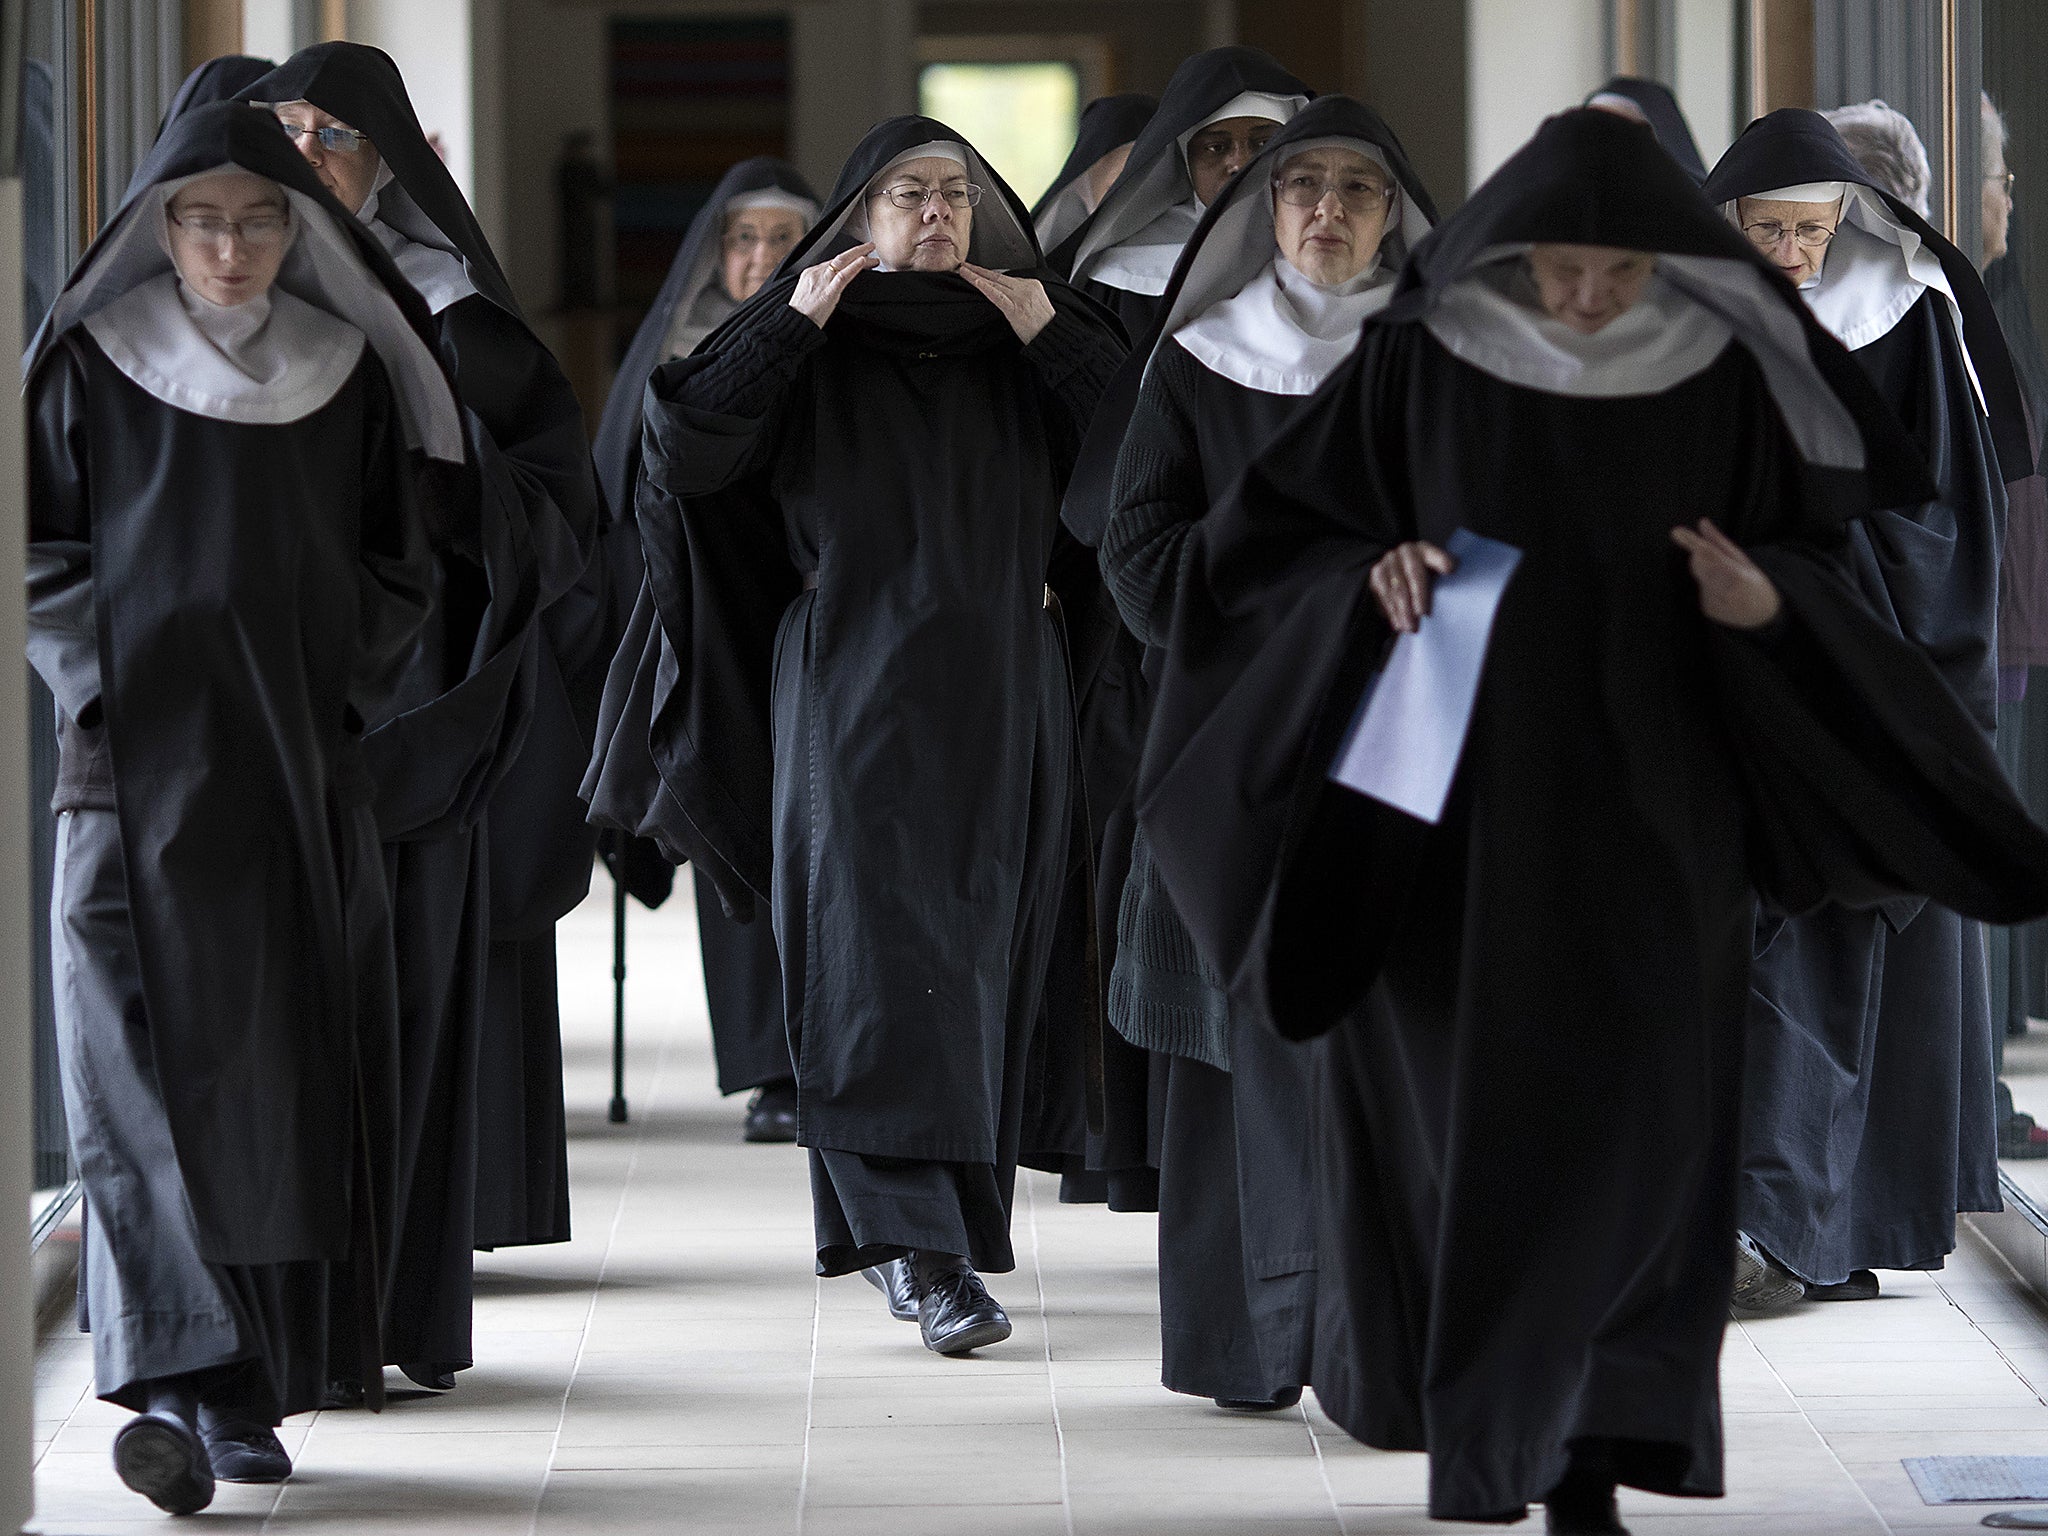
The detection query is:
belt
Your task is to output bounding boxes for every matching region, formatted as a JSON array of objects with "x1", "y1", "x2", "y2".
[{"x1": 800, "y1": 571, "x2": 1053, "y2": 608}]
